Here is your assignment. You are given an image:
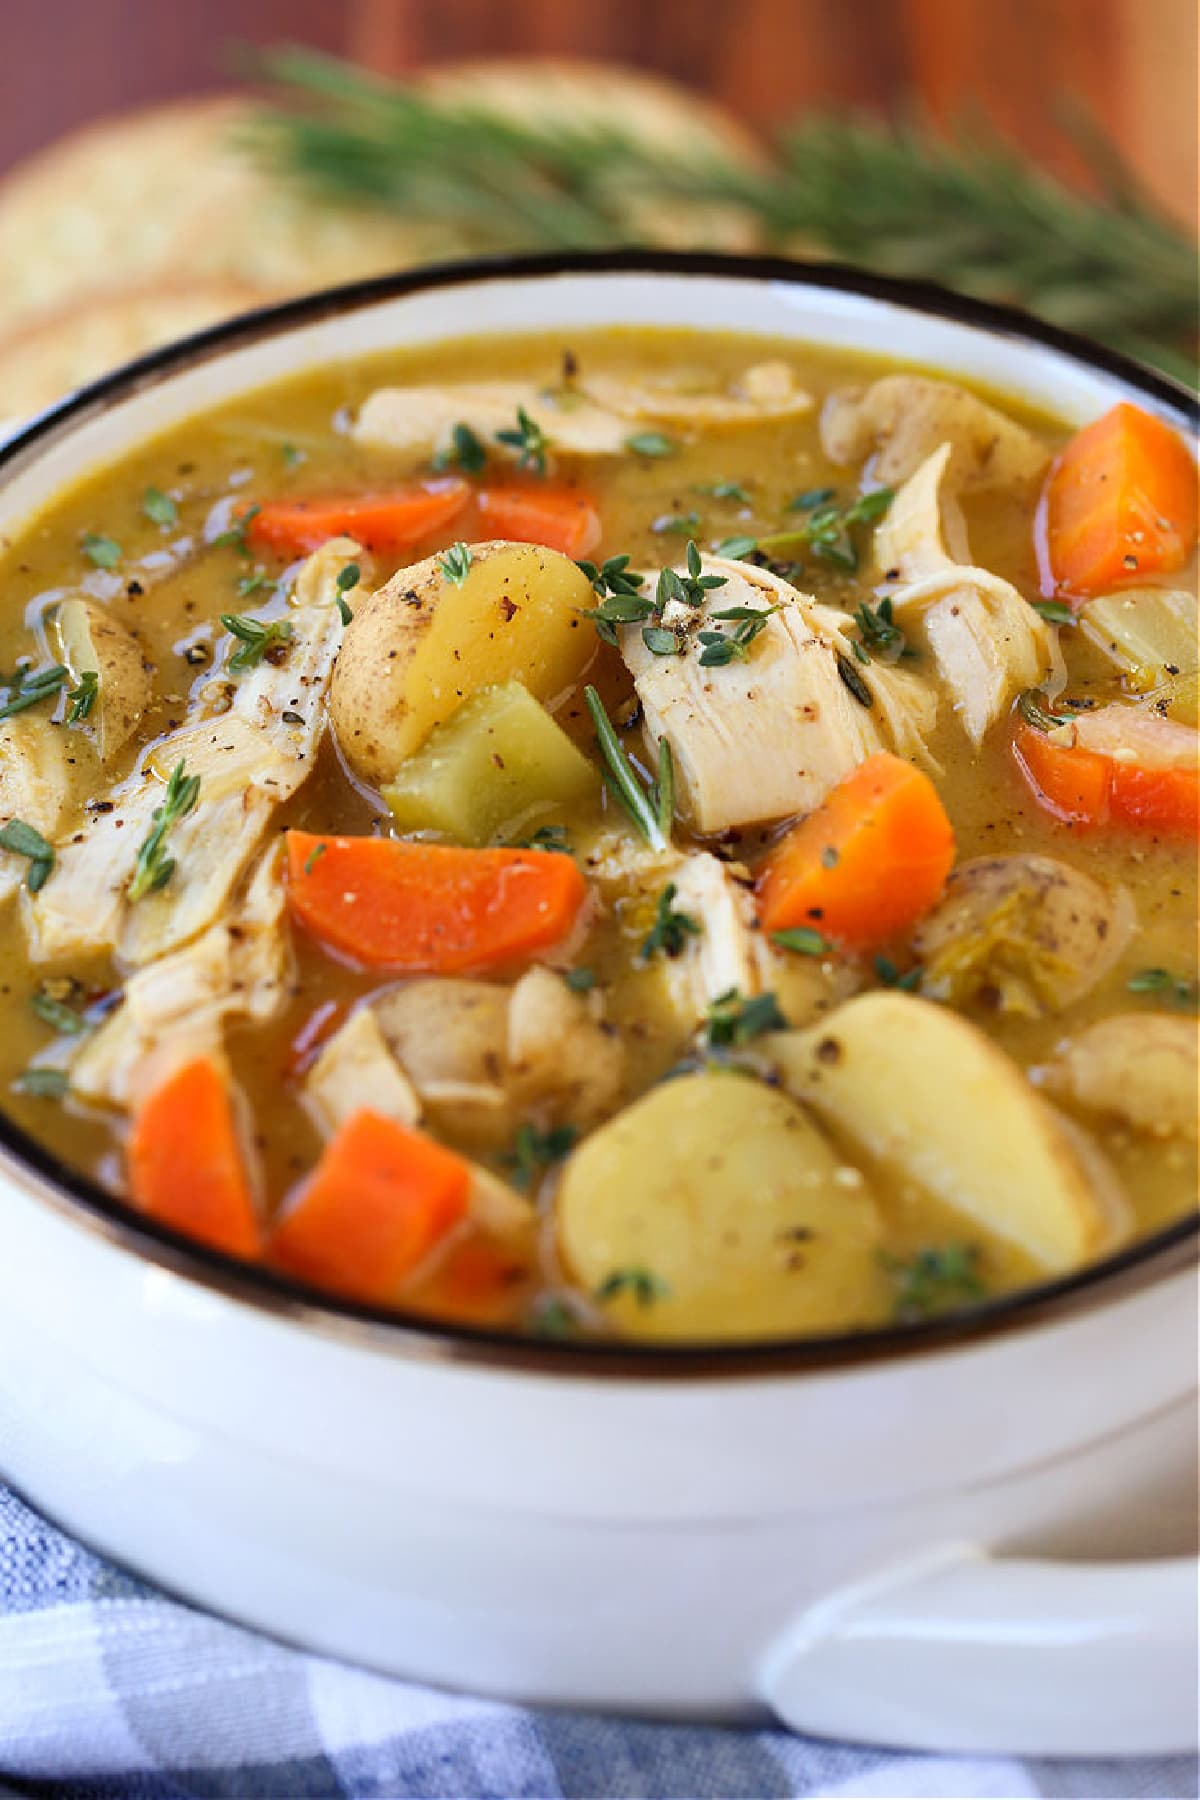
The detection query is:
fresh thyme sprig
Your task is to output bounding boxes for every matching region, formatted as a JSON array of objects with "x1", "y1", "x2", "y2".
[
  {"x1": 244, "y1": 50, "x2": 1200, "y2": 382},
  {"x1": 641, "y1": 882, "x2": 700, "y2": 961},
  {"x1": 496, "y1": 404, "x2": 548, "y2": 475},
  {"x1": 128, "y1": 760, "x2": 201, "y2": 902},
  {"x1": 584, "y1": 684, "x2": 673, "y2": 851},
  {"x1": 220, "y1": 612, "x2": 294, "y2": 672}
]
